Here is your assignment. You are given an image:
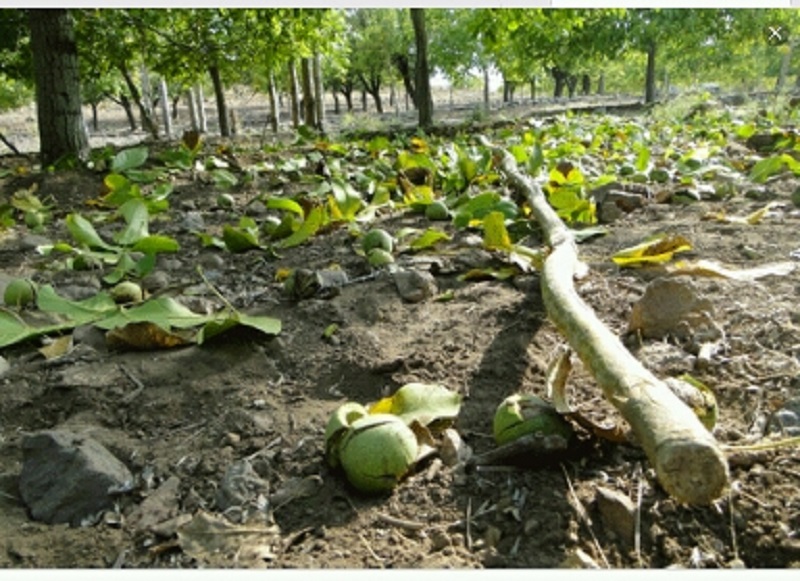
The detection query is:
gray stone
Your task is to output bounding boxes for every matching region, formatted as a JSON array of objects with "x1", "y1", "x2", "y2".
[
  {"x1": 19, "y1": 430, "x2": 133, "y2": 527},
  {"x1": 0, "y1": 355, "x2": 10, "y2": 378},
  {"x1": 595, "y1": 486, "x2": 636, "y2": 548},
  {"x1": 181, "y1": 210, "x2": 205, "y2": 232},
  {"x1": 215, "y1": 459, "x2": 270, "y2": 513},
  {"x1": 393, "y1": 268, "x2": 437, "y2": 303}
]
